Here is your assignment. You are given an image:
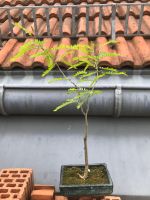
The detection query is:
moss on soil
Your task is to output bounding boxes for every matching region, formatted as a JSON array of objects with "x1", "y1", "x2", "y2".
[{"x1": 62, "y1": 165, "x2": 109, "y2": 185}]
